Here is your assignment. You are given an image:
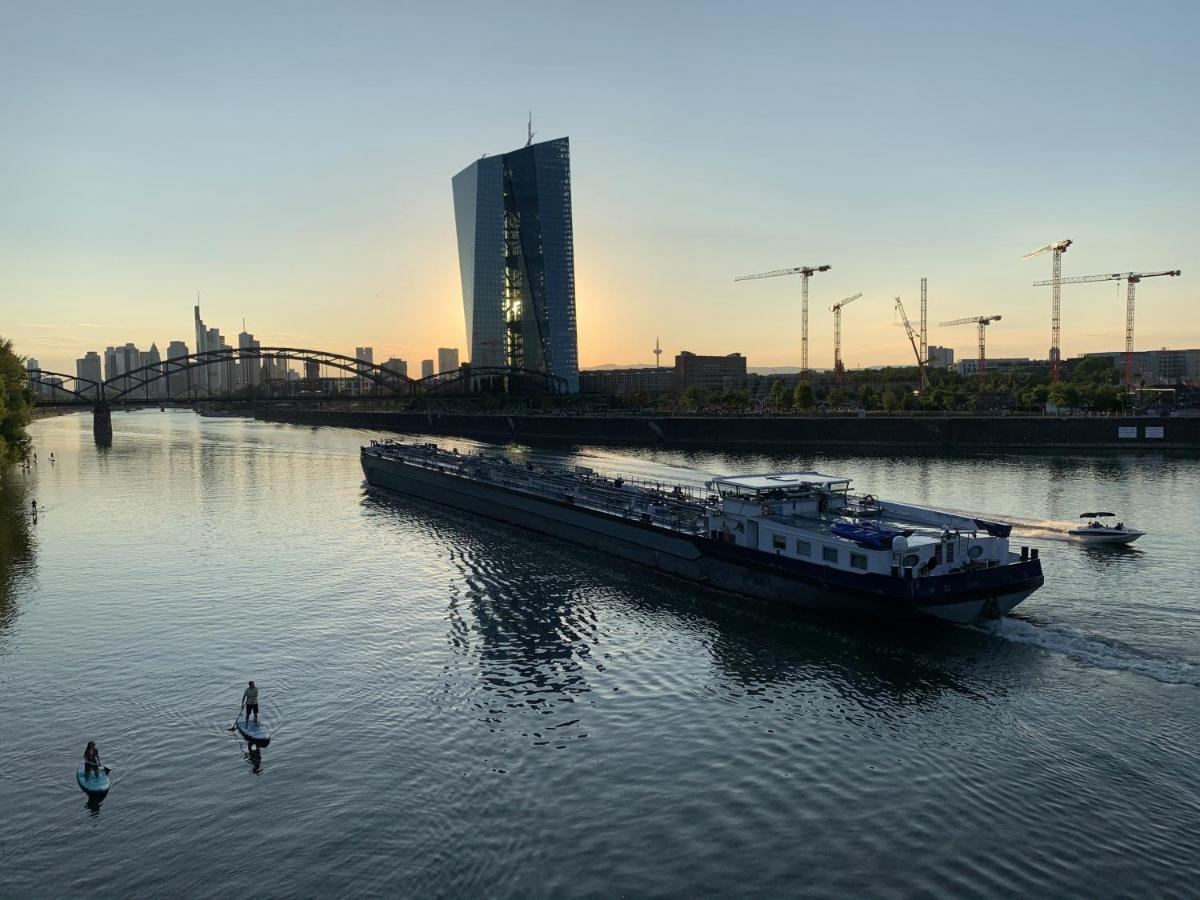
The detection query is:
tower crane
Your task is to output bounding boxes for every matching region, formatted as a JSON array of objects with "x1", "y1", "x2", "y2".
[
  {"x1": 895, "y1": 297, "x2": 929, "y2": 389},
  {"x1": 1033, "y1": 270, "x2": 1182, "y2": 387},
  {"x1": 1022, "y1": 238, "x2": 1073, "y2": 383},
  {"x1": 940, "y1": 314, "x2": 1002, "y2": 386},
  {"x1": 735, "y1": 264, "x2": 830, "y2": 379},
  {"x1": 830, "y1": 292, "x2": 863, "y2": 382}
]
